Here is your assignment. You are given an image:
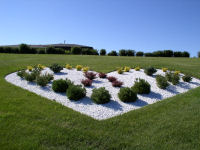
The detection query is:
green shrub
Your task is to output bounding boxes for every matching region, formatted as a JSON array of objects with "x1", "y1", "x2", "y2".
[
  {"x1": 67, "y1": 84, "x2": 86, "y2": 100},
  {"x1": 45, "y1": 73, "x2": 54, "y2": 82},
  {"x1": 118, "y1": 87, "x2": 137, "y2": 102},
  {"x1": 171, "y1": 74, "x2": 180, "y2": 85},
  {"x1": 91, "y1": 87, "x2": 111, "y2": 104},
  {"x1": 166, "y1": 72, "x2": 180, "y2": 85},
  {"x1": 36, "y1": 75, "x2": 49, "y2": 87},
  {"x1": 66, "y1": 79, "x2": 74, "y2": 87},
  {"x1": 52, "y1": 79, "x2": 68, "y2": 92},
  {"x1": 131, "y1": 78, "x2": 151, "y2": 94},
  {"x1": 182, "y1": 75, "x2": 192, "y2": 82},
  {"x1": 71, "y1": 47, "x2": 82, "y2": 54},
  {"x1": 144, "y1": 67, "x2": 157, "y2": 76},
  {"x1": 156, "y1": 75, "x2": 169, "y2": 89},
  {"x1": 24, "y1": 72, "x2": 36, "y2": 82},
  {"x1": 165, "y1": 72, "x2": 173, "y2": 82},
  {"x1": 50, "y1": 64, "x2": 63, "y2": 73},
  {"x1": 17, "y1": 70, "x2": 26, "y2": 78}
]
